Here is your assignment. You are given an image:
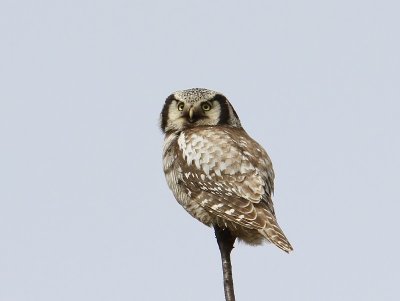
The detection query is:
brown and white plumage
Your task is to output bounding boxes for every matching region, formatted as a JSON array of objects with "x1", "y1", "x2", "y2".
[{"x1": 160, "y1": 88, "x2": 293, "y2": 253}]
